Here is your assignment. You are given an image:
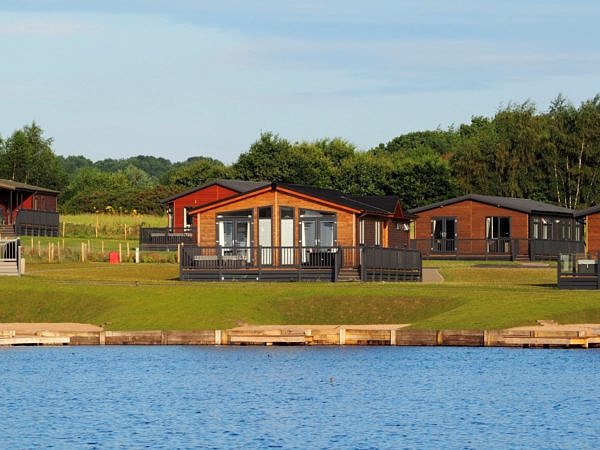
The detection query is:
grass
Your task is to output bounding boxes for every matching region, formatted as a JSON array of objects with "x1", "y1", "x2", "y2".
[
  {"x1": 2, "y1": 261, "x2": 600, "y2": 331},
  {"x1": 59, "y1": 213, "x2": 166, "y2": 239}
]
